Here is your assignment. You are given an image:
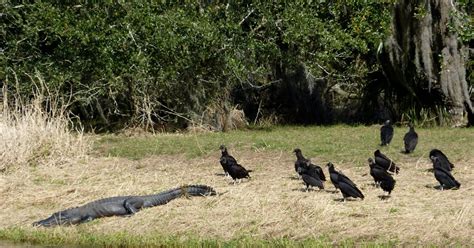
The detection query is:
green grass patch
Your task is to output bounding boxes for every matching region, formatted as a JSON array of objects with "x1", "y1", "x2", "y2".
[
  {"x1": 0, "y1": 227, "x2": 400, "y2": 248},
  {"x1": 95, "y1": 125, "x2": 474, "y2": 165}
]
